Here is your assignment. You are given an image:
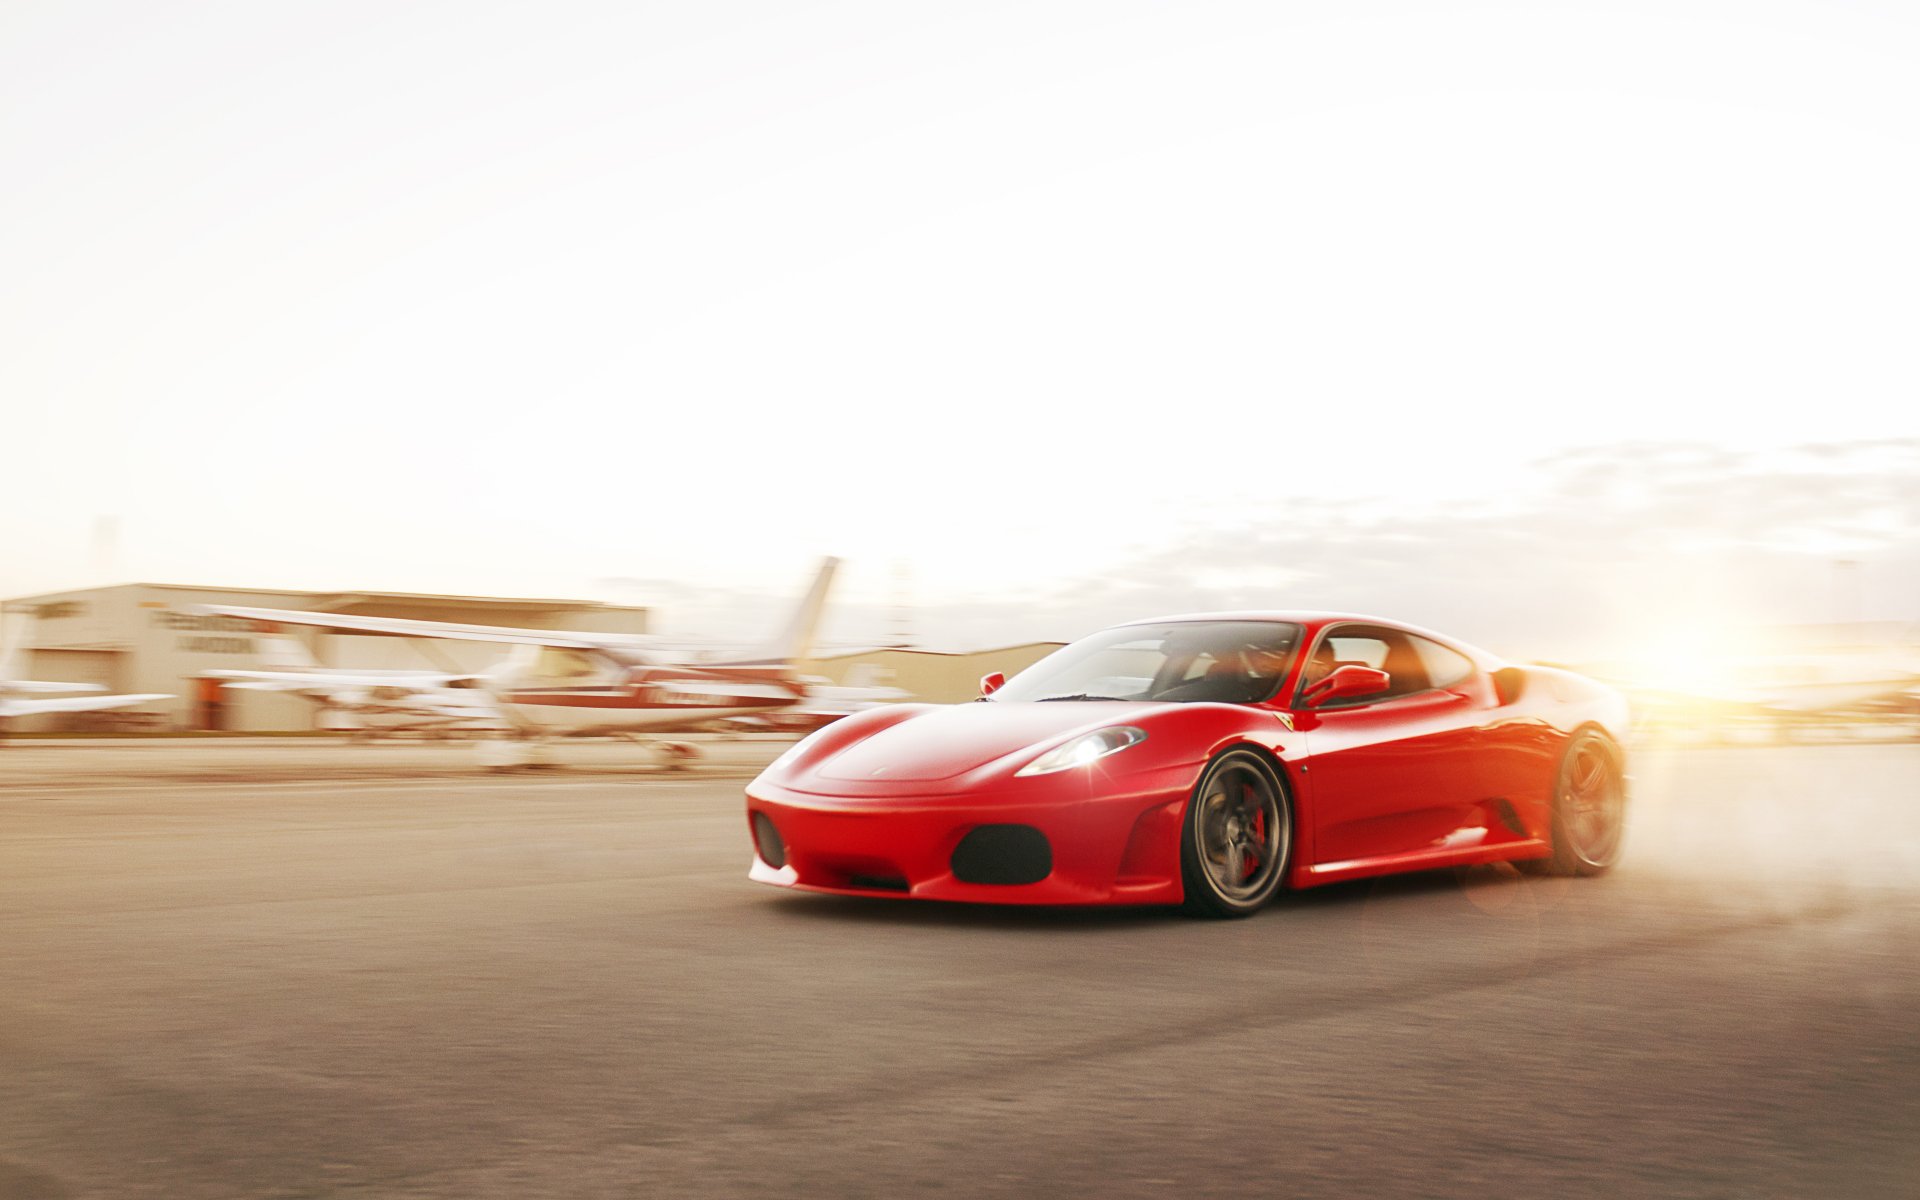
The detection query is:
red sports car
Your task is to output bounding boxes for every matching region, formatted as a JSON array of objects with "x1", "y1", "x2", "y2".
[{"x1": 745, "y1": 613, "x2": 1628, "y2": 917}]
